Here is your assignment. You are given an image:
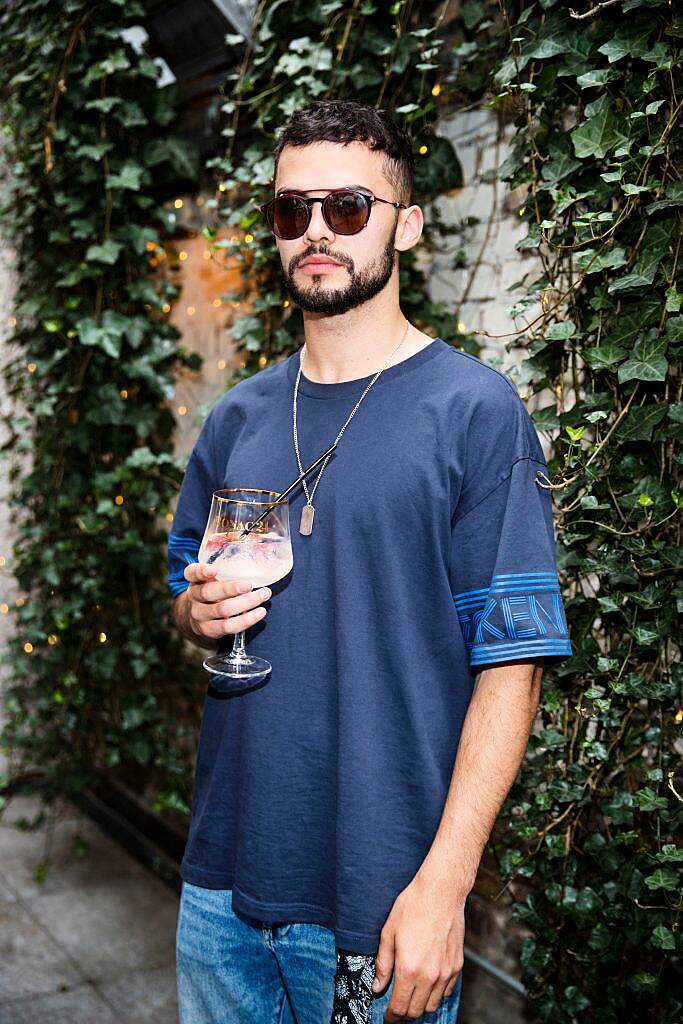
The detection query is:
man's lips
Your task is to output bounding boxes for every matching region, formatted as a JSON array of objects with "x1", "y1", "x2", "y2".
[{"x1": 299, "y1": 257, "x2": 342, "y2": 270}]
